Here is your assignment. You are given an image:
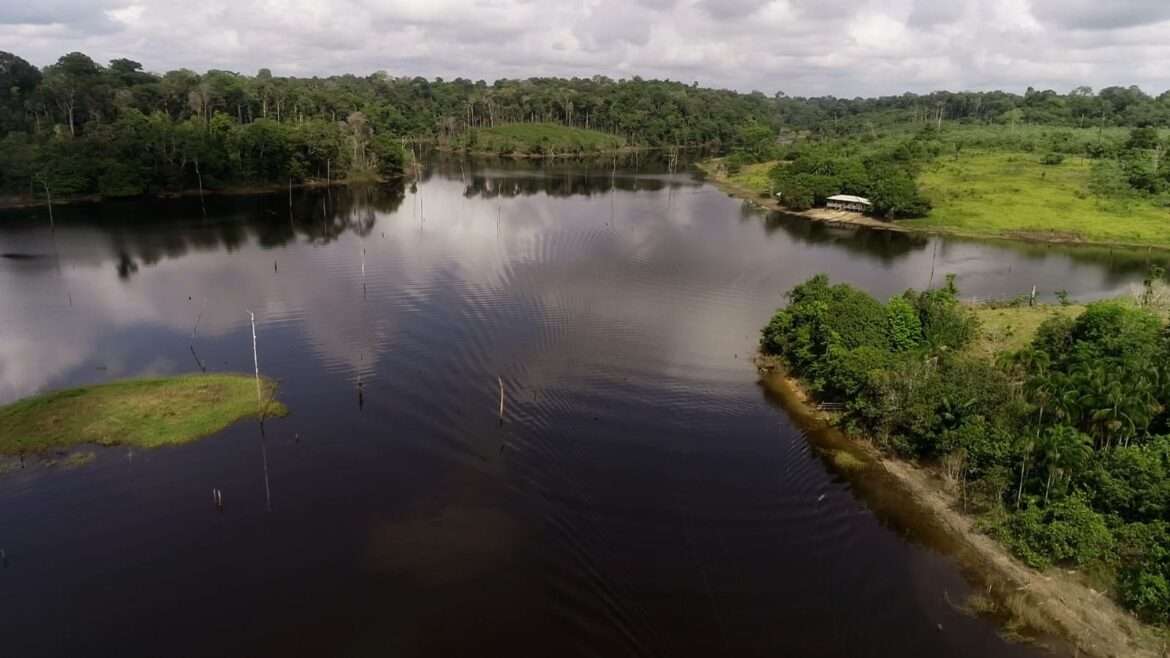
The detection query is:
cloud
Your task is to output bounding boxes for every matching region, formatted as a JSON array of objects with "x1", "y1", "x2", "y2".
[
  {"x1": 1, "y1": 0, "x2": 1169, "y2": 95},
  {"x1": 907, "y1": 1, "x2": 964, "y2": 27},
  {"x1": 1029, "y1": 0, "x2": 1170, "y2": 31}
]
